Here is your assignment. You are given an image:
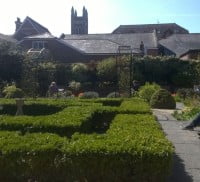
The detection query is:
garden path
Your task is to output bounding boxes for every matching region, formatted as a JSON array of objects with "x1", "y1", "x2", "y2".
[{"x1": 153, "y1": 105, "x2": 200, "y2": 182}]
